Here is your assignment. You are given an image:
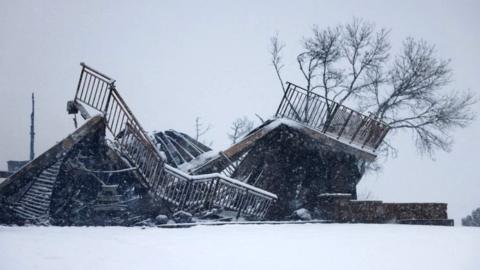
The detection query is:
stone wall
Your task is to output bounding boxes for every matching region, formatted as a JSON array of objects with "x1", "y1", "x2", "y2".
[
  {"x1": 313, "y1": 194, "x2": 453, "y2": 226},
  {"x1": 383, "y1": 203, "x2": 448, "y2": 221}
]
